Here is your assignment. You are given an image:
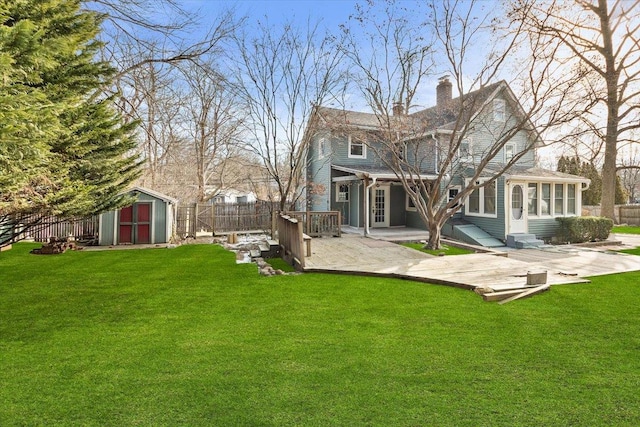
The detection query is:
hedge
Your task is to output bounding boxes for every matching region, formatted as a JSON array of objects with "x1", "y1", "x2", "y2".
[{"x1": 555, "y1": 216, "x2": 613, "y2": 243}]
